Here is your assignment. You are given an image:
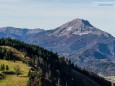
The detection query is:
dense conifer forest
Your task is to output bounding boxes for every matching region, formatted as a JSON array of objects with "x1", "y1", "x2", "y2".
[{"x1": 0, "y1": 38, "x2": 112, "y2": 86}]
